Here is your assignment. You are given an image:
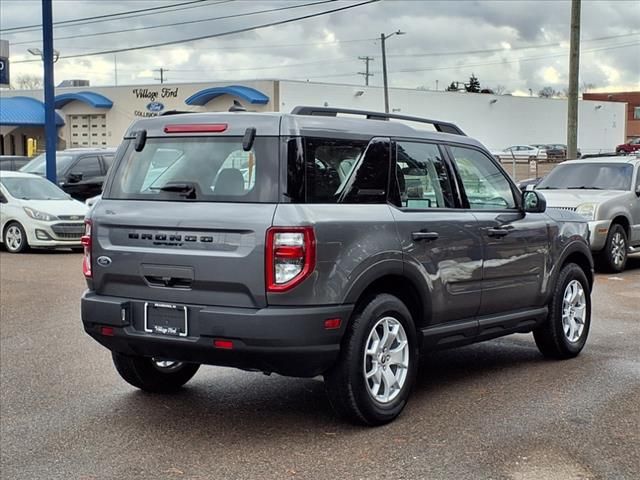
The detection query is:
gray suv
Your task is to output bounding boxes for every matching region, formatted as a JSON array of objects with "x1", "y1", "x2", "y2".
[{"x1": 81, "y1": 107, "x2": 594, "y2": 425}]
